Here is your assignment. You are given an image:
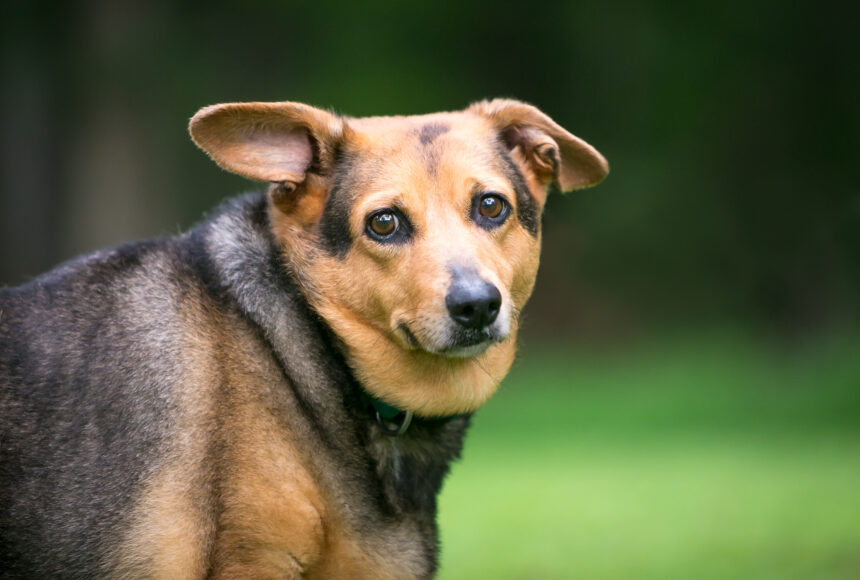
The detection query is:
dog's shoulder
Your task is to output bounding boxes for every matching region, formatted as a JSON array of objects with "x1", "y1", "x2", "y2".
[{"x1": 0, "y1": 193, "x2": 290, "y2": 577}]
